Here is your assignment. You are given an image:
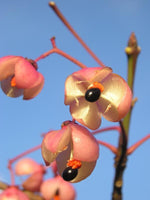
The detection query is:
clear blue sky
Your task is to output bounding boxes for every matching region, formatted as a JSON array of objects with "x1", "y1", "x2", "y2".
[{"x1": 0, "y1": 0, "x2": 150, "y2": 199}]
